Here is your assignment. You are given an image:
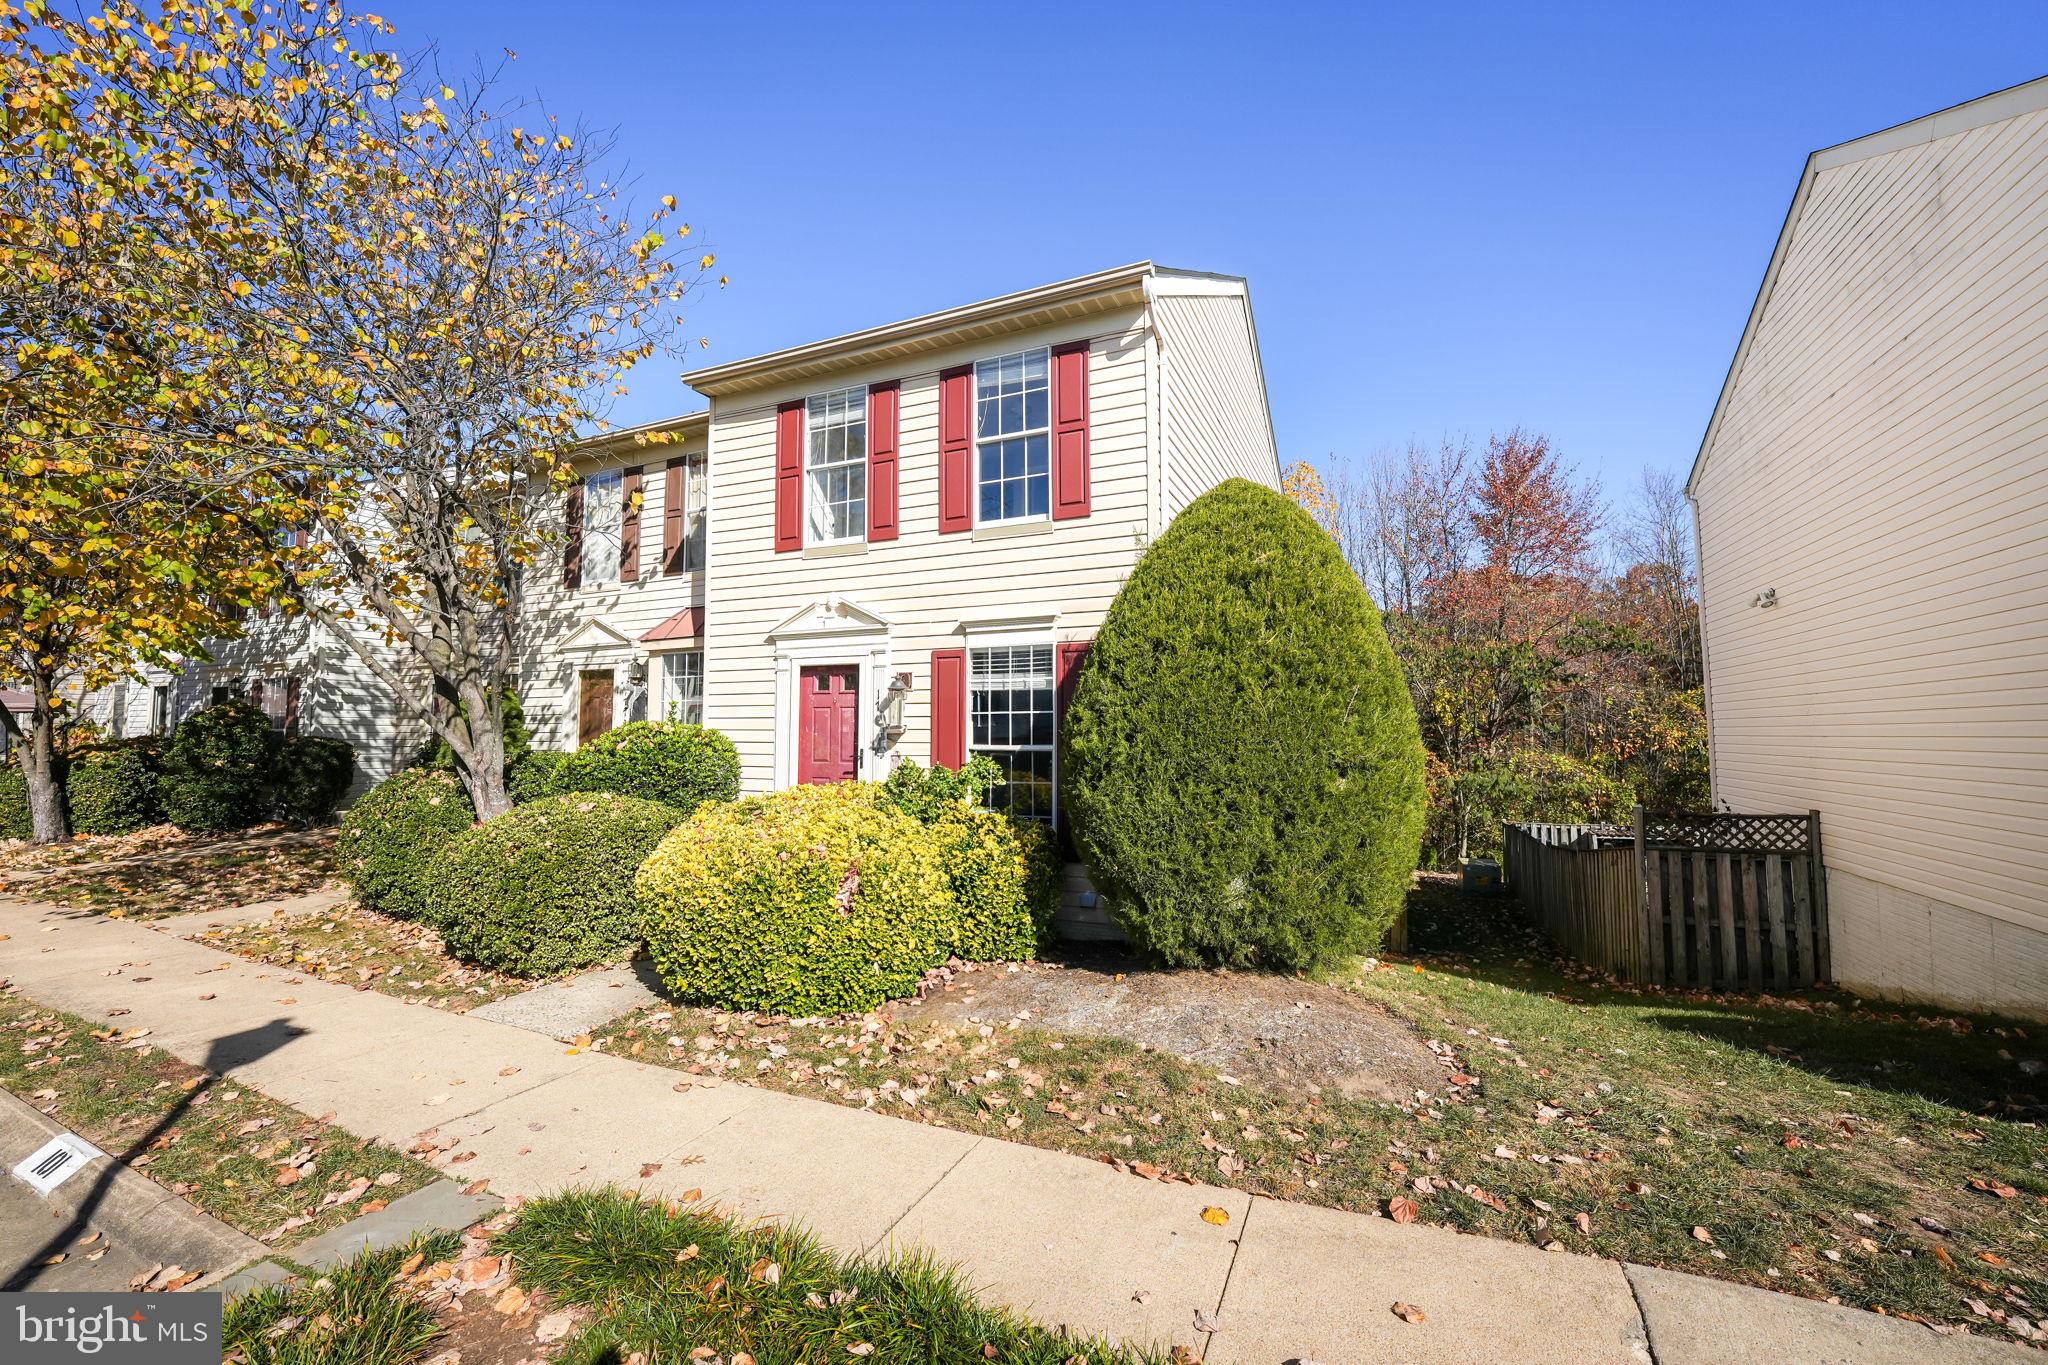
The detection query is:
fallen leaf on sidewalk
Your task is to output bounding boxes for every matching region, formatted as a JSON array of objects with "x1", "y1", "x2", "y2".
[
  {"x1": 640, "y1": 1163, "x2": 662, "y2": 1177},
  {"x1": 1193, "y1": 1310, "x2": 1222, "y2": 1334},
  {"x1": 1200, "y1": 1206, "x2": 1230, "y2": 1226},
  {"x1": 499, "y1": 1067, "x2": 520, "y2": 1077},
  {"x1": 1391, "y1": 1301, "x2": 1427, "y2": 1324}
]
